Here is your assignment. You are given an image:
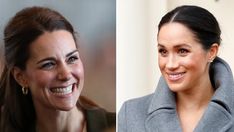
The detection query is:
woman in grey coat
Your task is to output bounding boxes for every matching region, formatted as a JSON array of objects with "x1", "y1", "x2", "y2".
[{"x1": 118, "y1": 5, "x2": 234, "y2": 132}]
